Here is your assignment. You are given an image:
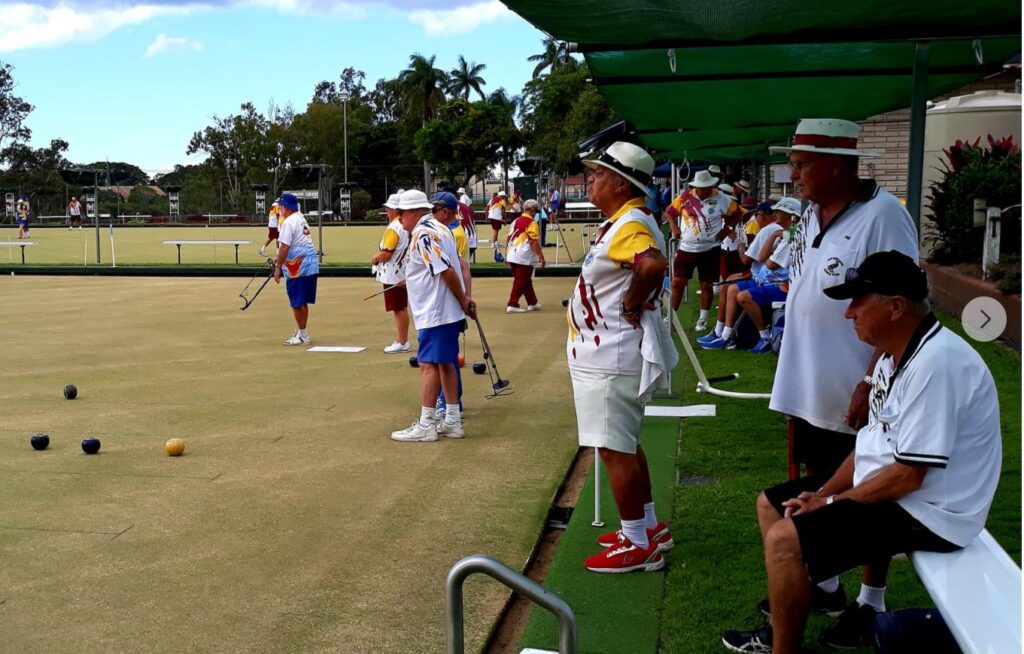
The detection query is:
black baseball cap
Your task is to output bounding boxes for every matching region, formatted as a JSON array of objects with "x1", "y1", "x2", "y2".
[{"x1": 824, "y1": 251, "x2": 928, "y2": 300}]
